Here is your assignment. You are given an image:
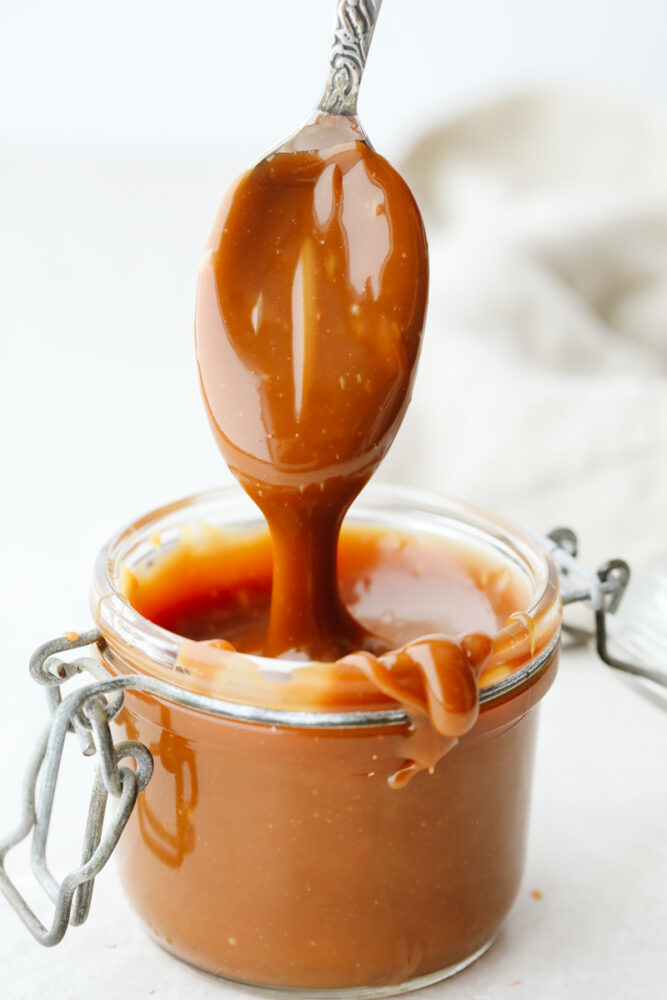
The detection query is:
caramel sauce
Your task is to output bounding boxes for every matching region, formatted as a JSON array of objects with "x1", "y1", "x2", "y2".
[
  {"x1": 193, "y1": 135, "x2": 543, "y2": 769},
  {"x1": 179, "y1": 123, "x2": 555, "y2": 783},
  {"x1": 196, "y1": 140, "x2": 428, "y2": 661},
  {"x1": 123, "y1": 521, "x2": 537, "y2": 785},
  {"x1": 126, "y1": 524, "x2": 529, "y2": 659}
]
